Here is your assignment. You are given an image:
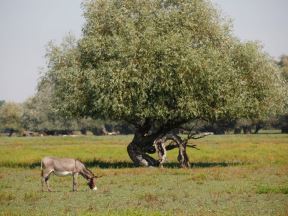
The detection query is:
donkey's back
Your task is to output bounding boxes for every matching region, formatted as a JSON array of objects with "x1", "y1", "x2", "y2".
[{"x1": 41, "y1": 156, "x2": 83, "y2": 174}]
